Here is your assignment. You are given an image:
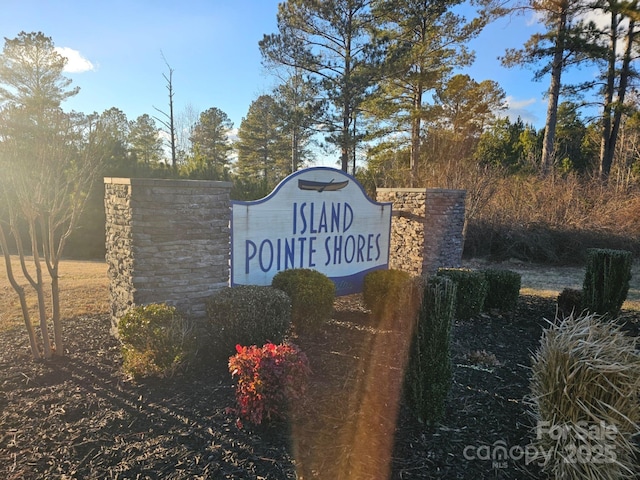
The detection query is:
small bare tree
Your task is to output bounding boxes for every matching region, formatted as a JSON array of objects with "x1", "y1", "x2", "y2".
[{"x1": 0, "y1": 108, "x2": 104, "y2": 359}]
